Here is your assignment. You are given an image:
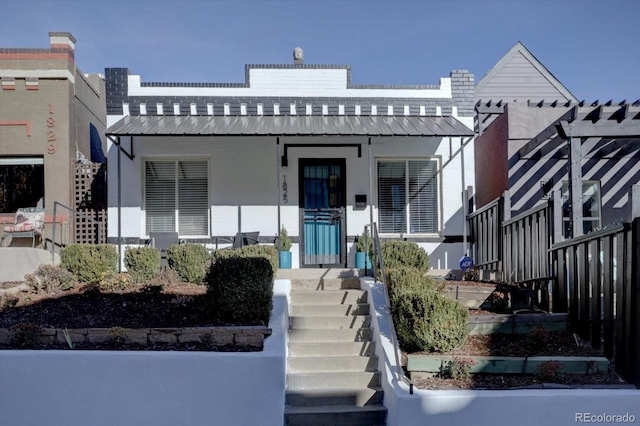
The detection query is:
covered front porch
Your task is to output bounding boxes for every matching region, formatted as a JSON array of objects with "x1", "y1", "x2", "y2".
[{"x1": 105, "y1": 115, "x2": 473, "y2": 269}]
